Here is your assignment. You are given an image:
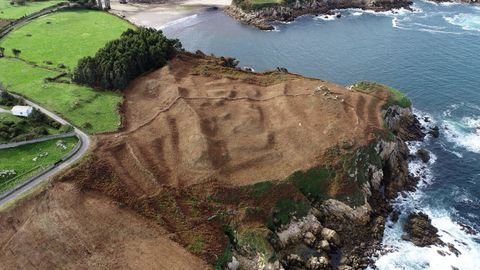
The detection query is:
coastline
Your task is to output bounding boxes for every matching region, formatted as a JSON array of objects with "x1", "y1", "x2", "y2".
[
  {"x1": 109, "y1": 0, "x2": 232, "y2": 29},
  {"x1": 226, "y1": 0, "x2": 413, "y2": 30}
]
